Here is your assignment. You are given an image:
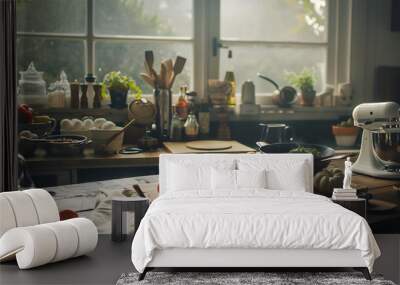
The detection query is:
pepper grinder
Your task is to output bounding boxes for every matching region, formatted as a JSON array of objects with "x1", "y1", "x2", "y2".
[
  {"x1": 70, "y1": 80, "x2": 80, "y2": 109},
  {"x1": 93, "y1": 83, "x2": 102, "y2": 108},
  {"x1": 80, "y1": 83, "x2": 88, "y2": 109}
]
